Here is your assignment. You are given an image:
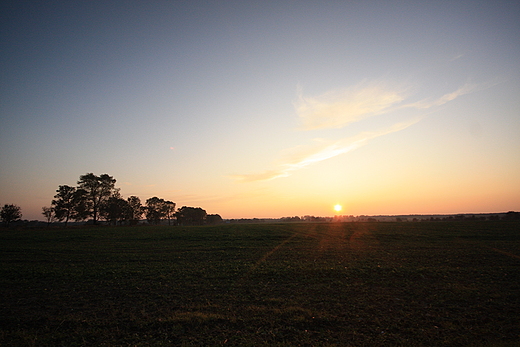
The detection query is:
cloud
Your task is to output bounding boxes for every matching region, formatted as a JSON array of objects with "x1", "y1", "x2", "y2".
[
  {"x1": 232, "y1": 79, "x2": 496, "y2": 183},
  {"x1": 402, "y1": 82, "x2": 493, "y2": 110},
  {"x1": 450, "y1": 53, "x2": 464, "y2": 61},
  {"x1": 296, "y1": 81, "x2": 495, "y2": 129},
  {"x1": 232, "y1": 117, "x2": 421, "y2": 182},
  {"x1": 230, "y1": 169, "x2": 290, "y2": 182},
  {"x1": 295, "y1": 81, "x2": 406, "y2": 130}
]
